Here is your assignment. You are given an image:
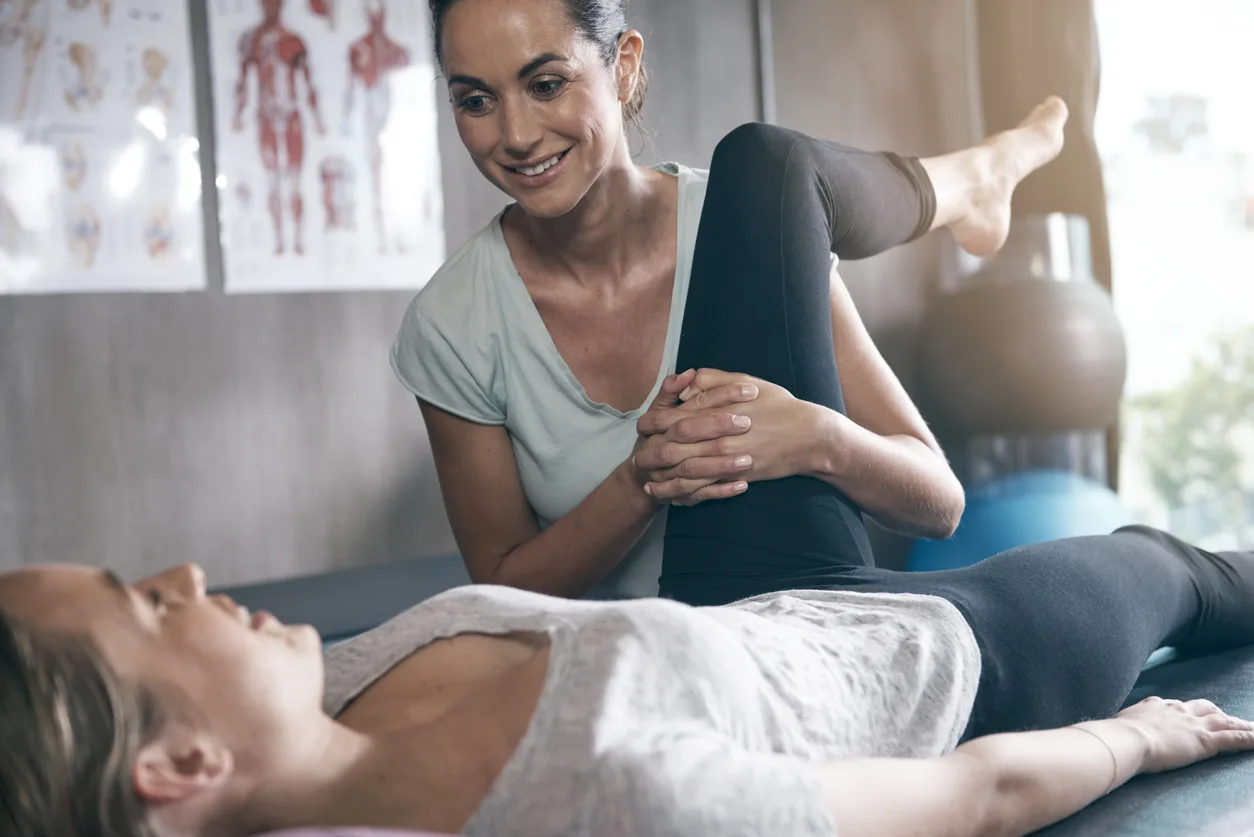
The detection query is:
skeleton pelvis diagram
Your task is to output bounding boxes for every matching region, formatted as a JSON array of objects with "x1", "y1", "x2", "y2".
[
  {"x1": 136, "y1": 46, "x2": 173, "y2": 110},
  {"x1": 63, "y1": 41, "x2": 106, "y2": 110},
  {"x1": 67, "y1": 203, "x2": 101, "y2": 267},
  {"x1": 144, "y1": 206, "x2": 173, "y2": 258},
  {"x1": 60, "y1": 141, "x2": 87, "y2": 189}
]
